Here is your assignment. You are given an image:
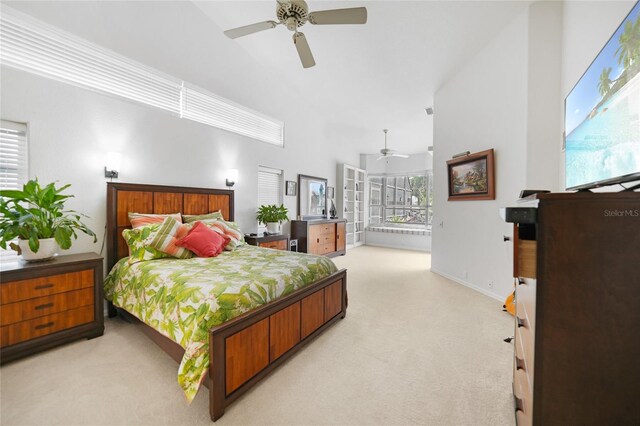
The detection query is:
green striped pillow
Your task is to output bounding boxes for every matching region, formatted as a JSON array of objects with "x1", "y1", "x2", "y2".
[
  {"x1": 182, "y1": 211, "x2": 223, "y2": 223},
  {"x1": 147, "y1": 216, "x2": 194, "y2": 259}
]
